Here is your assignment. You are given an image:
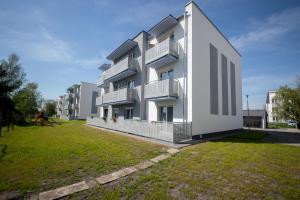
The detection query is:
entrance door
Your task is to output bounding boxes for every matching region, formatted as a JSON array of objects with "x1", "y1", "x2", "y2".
[{"x1": 159, "y1": 106, "x2": 173, "y2": 122}]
